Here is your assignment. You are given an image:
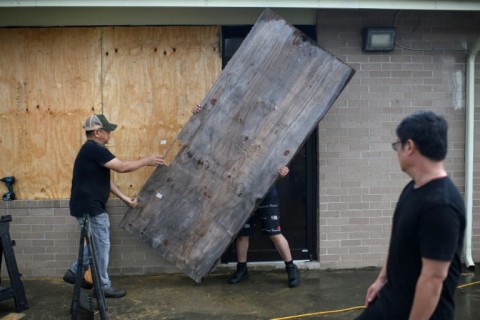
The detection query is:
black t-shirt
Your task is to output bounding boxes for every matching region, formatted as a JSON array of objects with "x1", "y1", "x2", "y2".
[
  {"x1": 377, "y1": 177, "x2": 465, "y2": 319},
  {"x1": 69, "y1": 140, "x2": 115, "y2": 217}
]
